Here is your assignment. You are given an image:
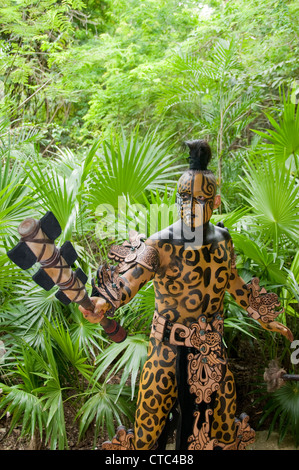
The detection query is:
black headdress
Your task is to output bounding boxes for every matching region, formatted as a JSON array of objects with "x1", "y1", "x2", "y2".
[{"x1": 185, "y1": 140, "x2": 212, "y2": 171}]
